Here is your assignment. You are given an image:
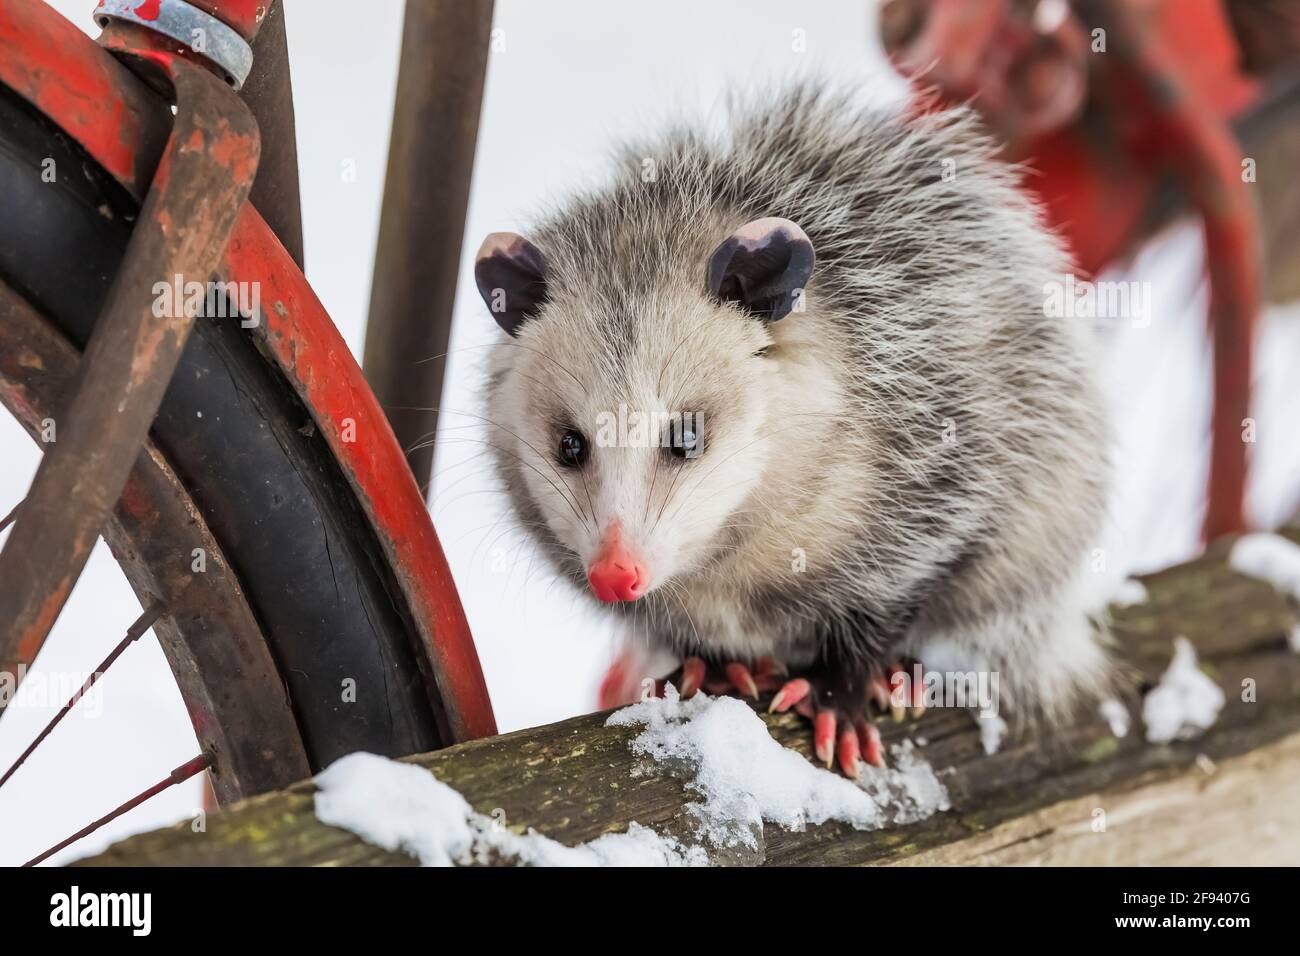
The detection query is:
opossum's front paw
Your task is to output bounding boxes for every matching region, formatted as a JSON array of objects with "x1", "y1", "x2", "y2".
[
  {"x1": 662, "y1": 655, "x2": 786, "y2": 701},
  {"x1": 768, "y1": 661, "x2": 927, "y2": 778},
  {"x1": 768, "y1": 672, "x2": 883, "y2": 777}
]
